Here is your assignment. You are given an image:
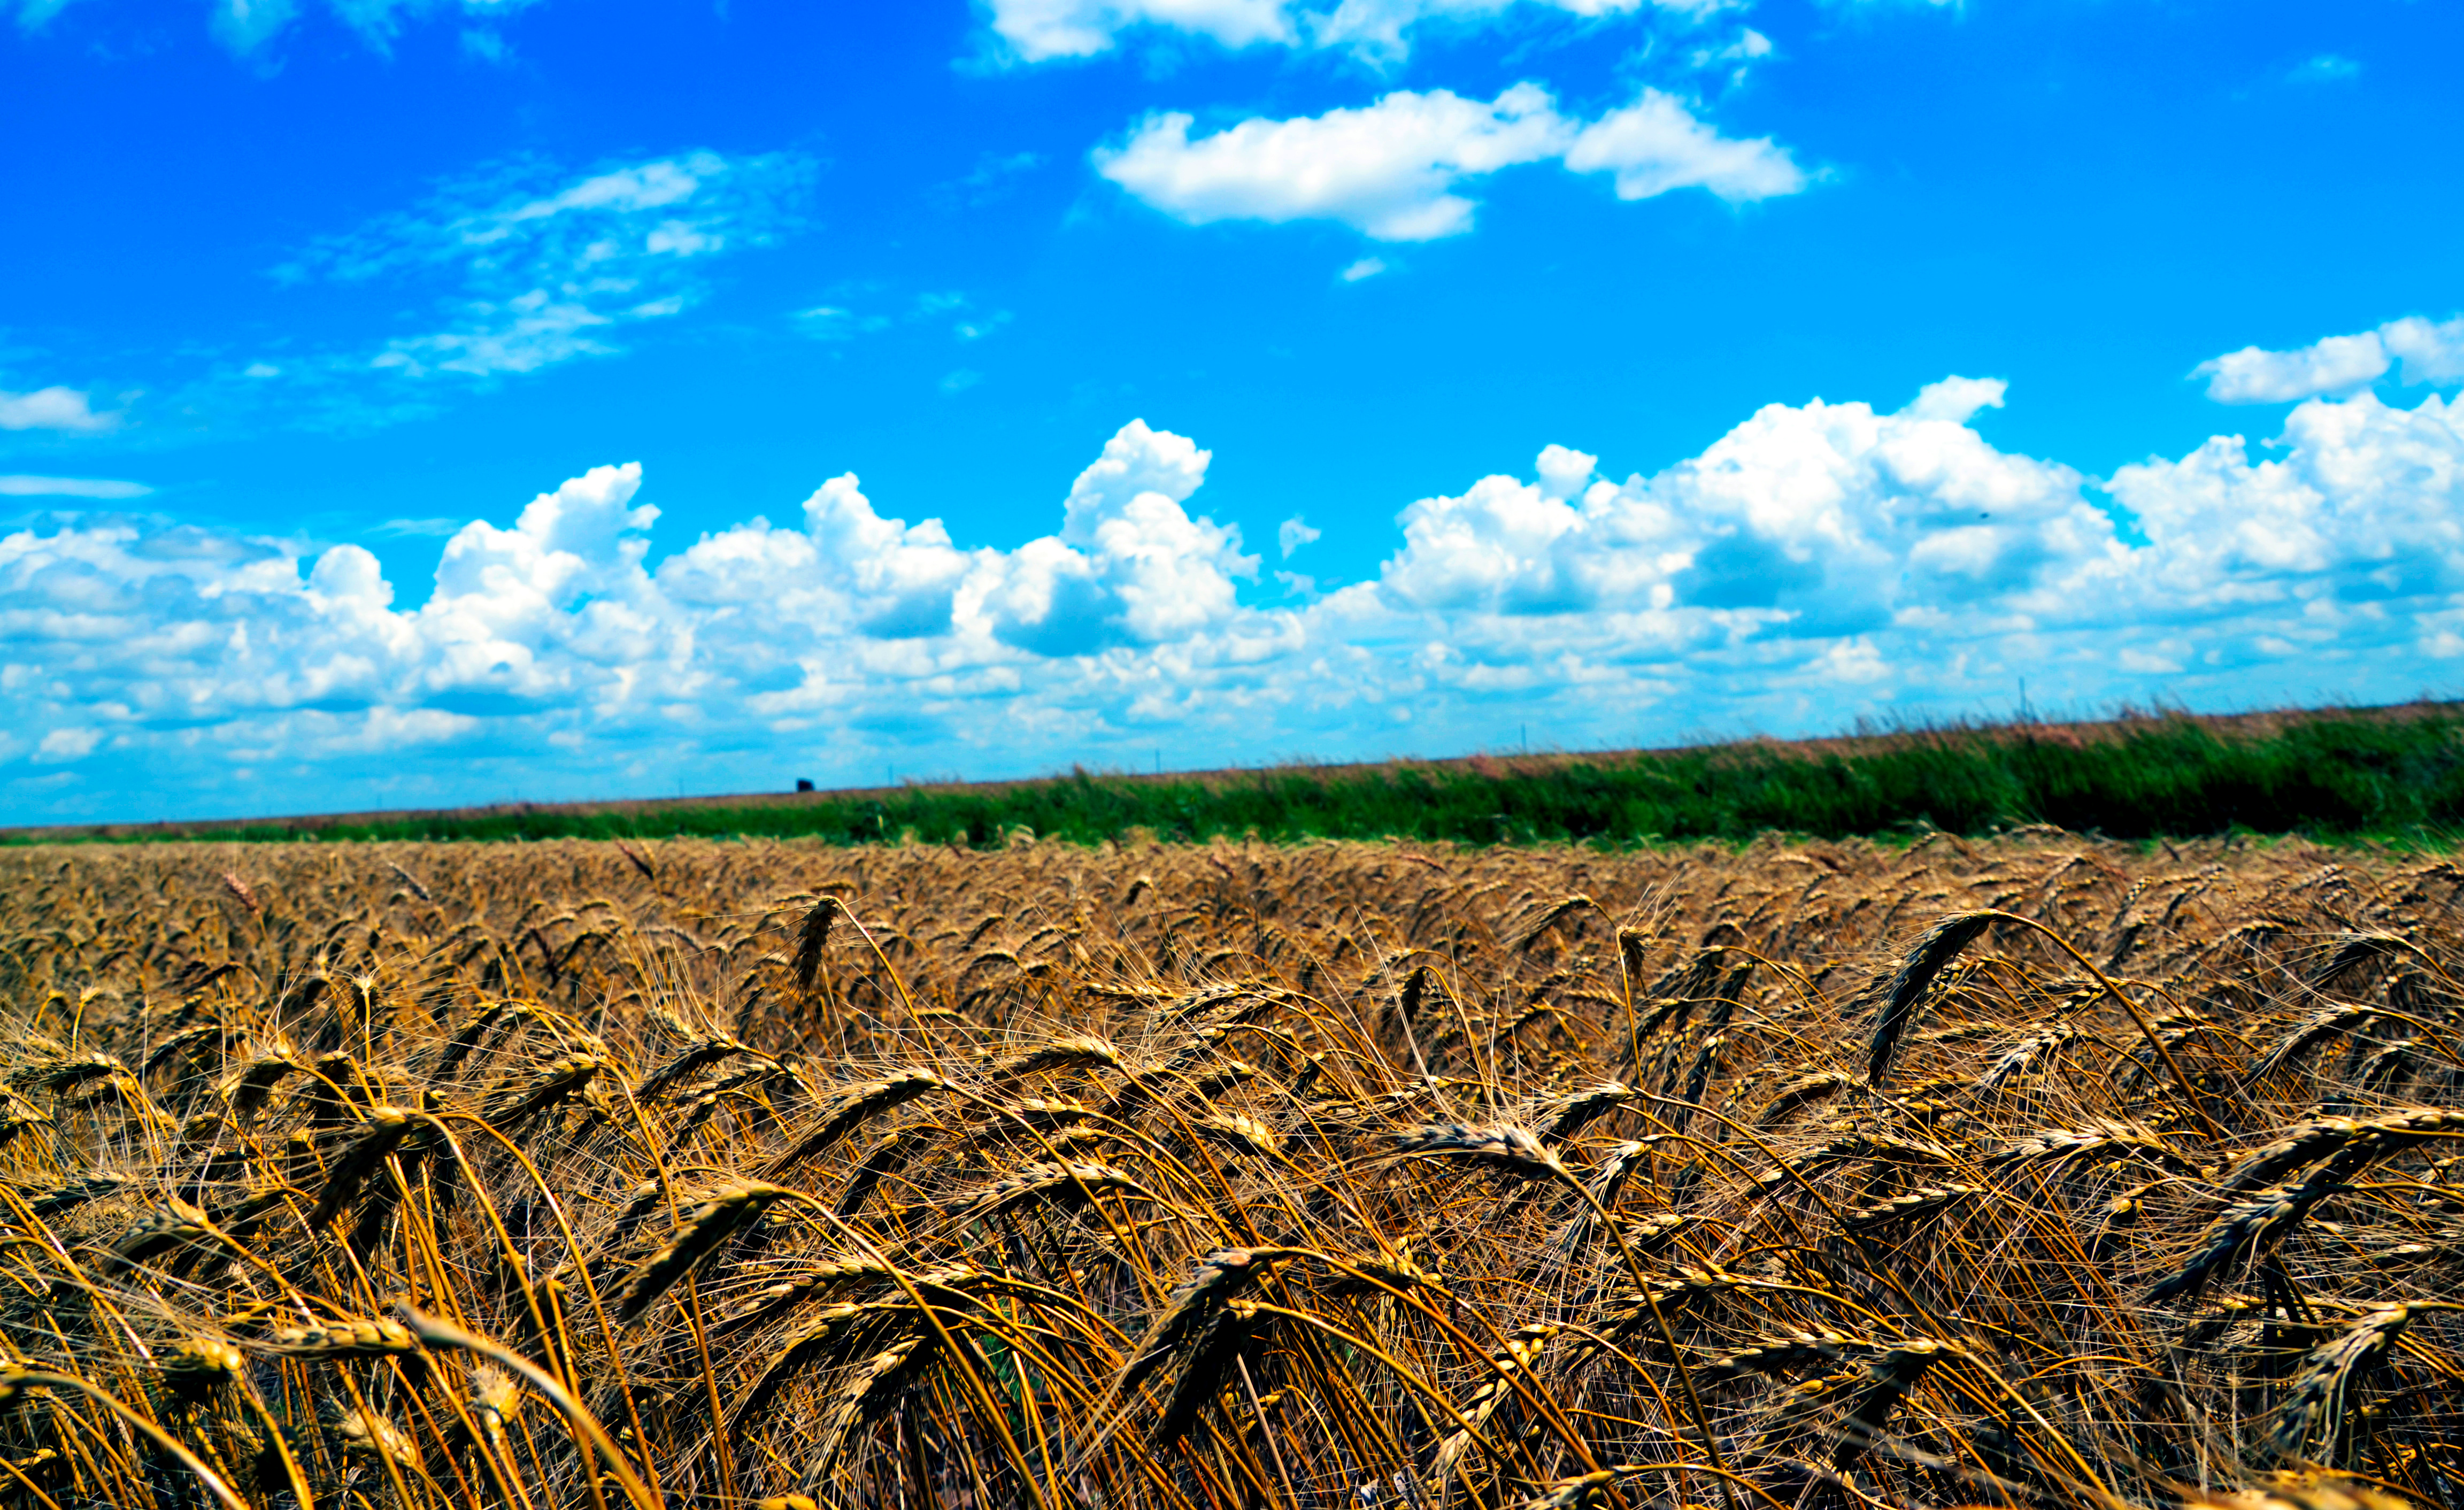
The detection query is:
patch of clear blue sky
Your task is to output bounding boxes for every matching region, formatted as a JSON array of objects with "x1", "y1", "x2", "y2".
[{"x1": 2, "y1": 0, "x2": 2456, "y2": 596}]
